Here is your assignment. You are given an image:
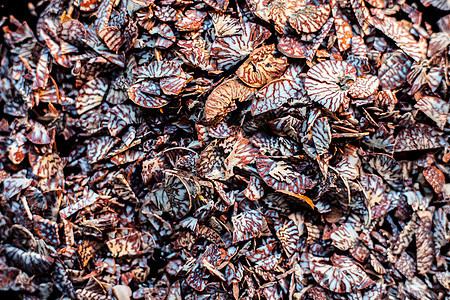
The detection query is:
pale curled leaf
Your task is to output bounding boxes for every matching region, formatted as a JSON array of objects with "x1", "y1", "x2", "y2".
[
  {"x1": 305, "y1": 60, "x2": 357, "y2": 112},
  {"x1": 205, "y1": 79, "x2": 255, "y2": 121}
]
